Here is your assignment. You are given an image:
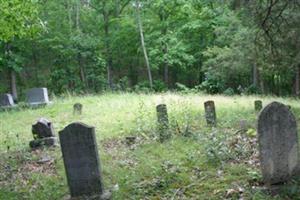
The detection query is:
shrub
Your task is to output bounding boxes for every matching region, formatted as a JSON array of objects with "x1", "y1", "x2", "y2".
[{"x1": 223, "y1": 88, "x2": 235, "y2": 96}]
